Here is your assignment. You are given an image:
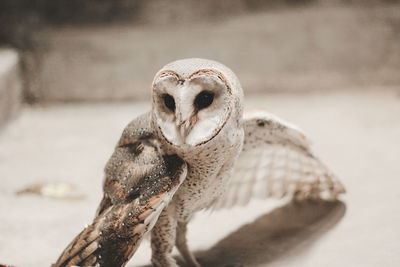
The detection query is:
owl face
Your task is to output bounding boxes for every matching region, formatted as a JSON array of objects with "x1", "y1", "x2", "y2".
[{"x1": 152, "y1": 69, "x2": 233, "y2": 147}]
